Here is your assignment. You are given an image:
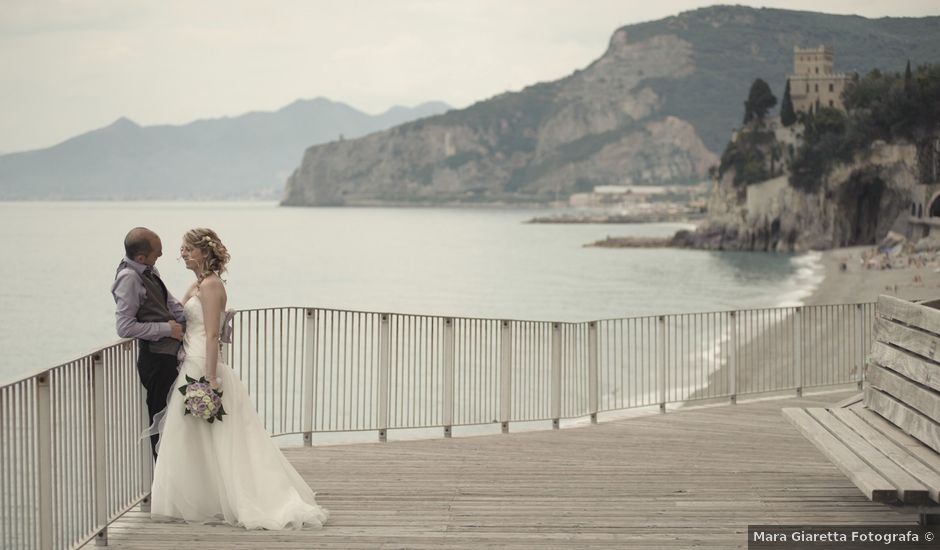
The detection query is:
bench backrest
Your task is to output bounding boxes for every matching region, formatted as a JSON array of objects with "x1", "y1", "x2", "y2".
[{"x1": 868, "y1": 295, "x2": 940, "y2": 453}]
